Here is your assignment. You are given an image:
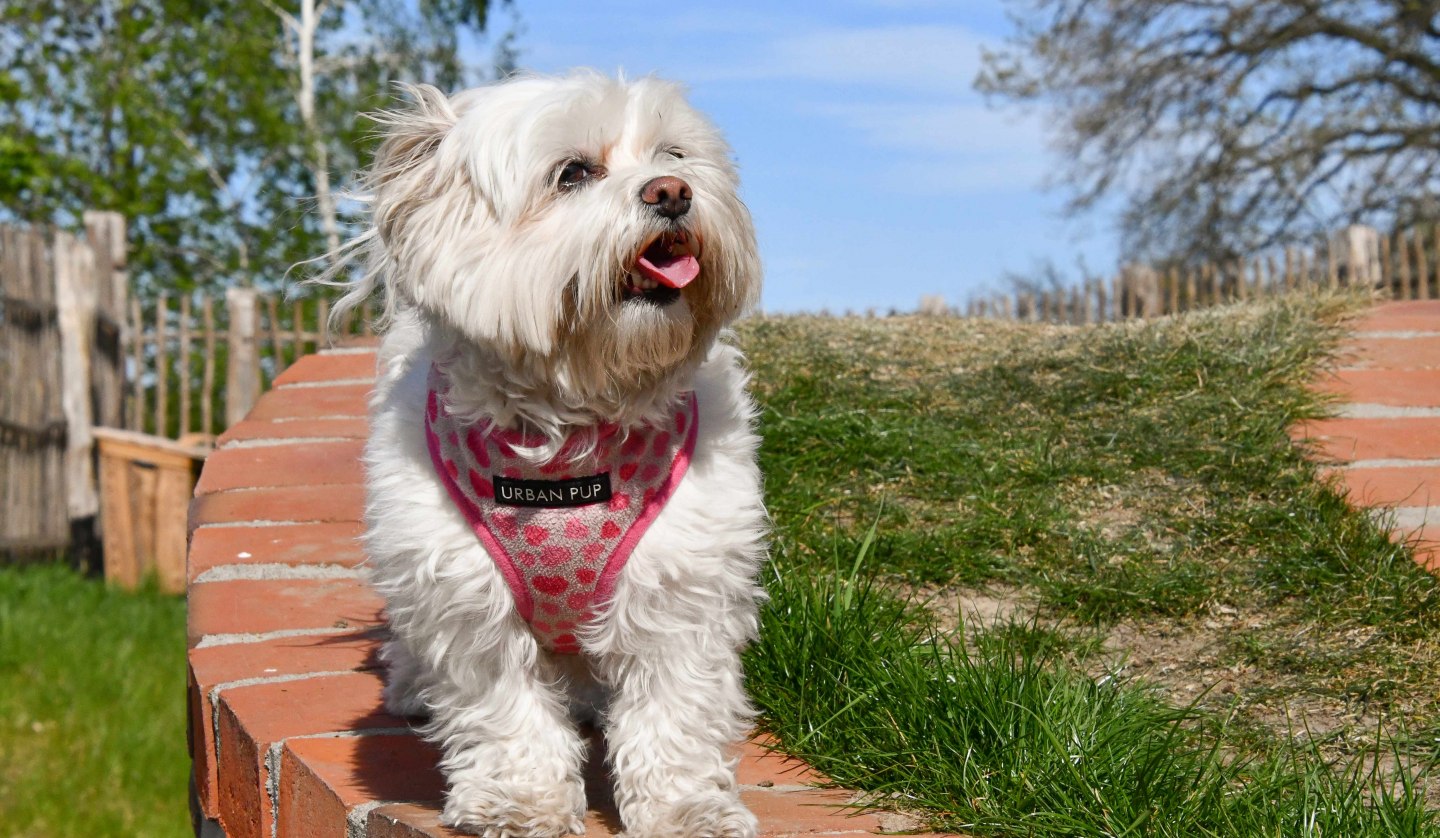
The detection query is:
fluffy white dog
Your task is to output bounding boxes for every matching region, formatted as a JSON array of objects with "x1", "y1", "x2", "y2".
[{"x1": 324, "y1": 72, "x2": 768, "y2": 837}]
